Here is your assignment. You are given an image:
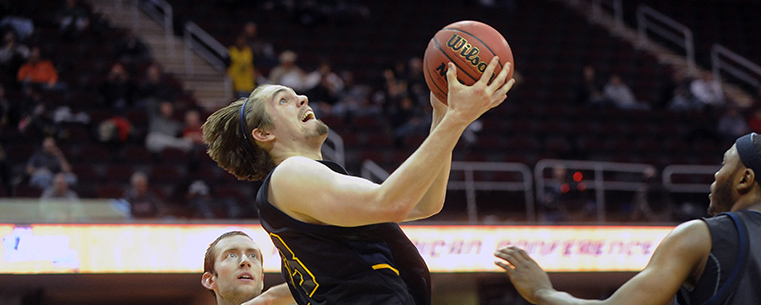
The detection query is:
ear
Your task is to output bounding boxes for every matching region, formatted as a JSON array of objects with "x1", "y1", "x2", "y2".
[
  {"x1": 201, "y1": 272, "x2": 217, "y2": 290},
  {"x1": 252, "y1": 128, "x2": 274, "y2": 142},
  {"x1": 737, "y1": 168, "x2": 755, "y2": 193}
]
